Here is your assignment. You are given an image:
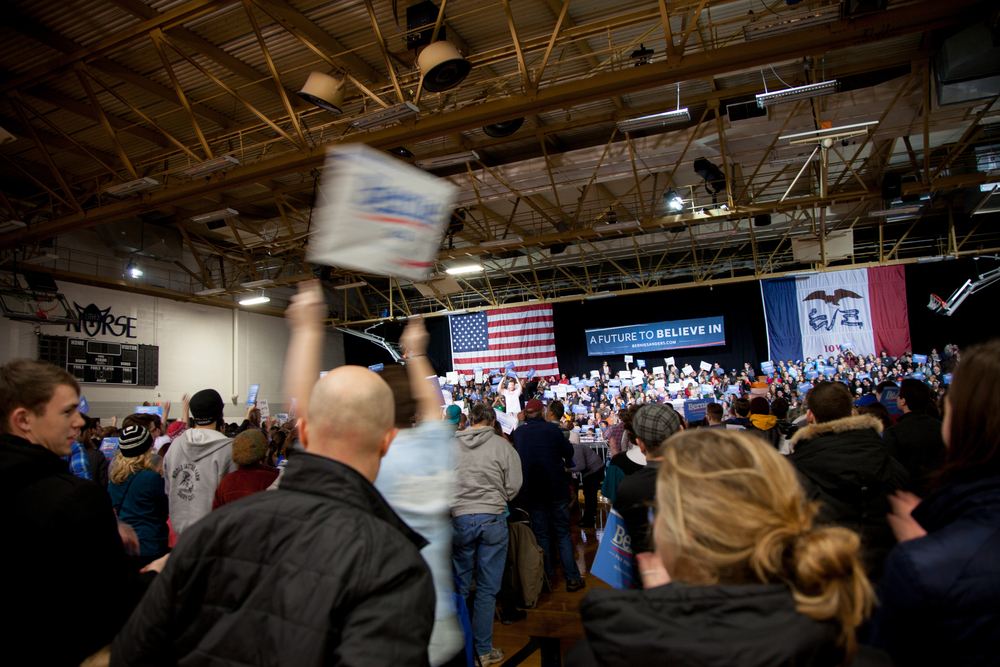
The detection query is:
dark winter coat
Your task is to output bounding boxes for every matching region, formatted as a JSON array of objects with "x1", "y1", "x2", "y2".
[
  {"x1": 0, "y1": 434, "x2": 152, "y2": 666},
  {"x1": 867, "y1": 474, "x2": 1000, "y2": 666},
  {"x1": 111, "y1": 452, "x2": 435, "y2": 667},
  {"x1": 566, "y1": 582, "x2": 890, "y2": 667},
  {"x1": 86, "y1": 446, "x2": 109, "y2": 488},
  {"x1": 512, "y1": 417, "x2": 574, "y2": 507},
  {"x1": 881, "y1": 411, "x2": 946, "y2": 496},
  {"x1": 788, "y1": 414, "x2": 909, "y2": 580}
]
